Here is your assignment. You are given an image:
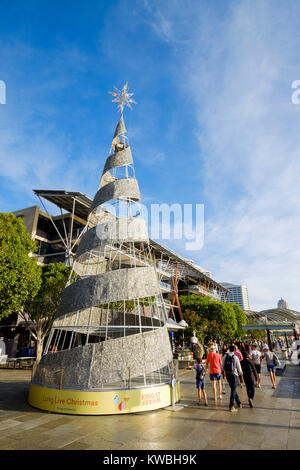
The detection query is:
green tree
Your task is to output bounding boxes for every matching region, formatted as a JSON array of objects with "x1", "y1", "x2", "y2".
[
  {"x1": 23, "y1": 263, "x2": 70, "y2": 363},
  {"x1": 0, "y1": 213, "x2": 41, "y2": 319},
  {"x1": 246, "y1": 328, "x2": 266, "y2": 340},
  {"x1": 205, "y1": 301, "x2": 238, "y2": 340},
  {"x1": 180, "y1": 309, "x2": 207, "y2": 343},
  {"x1": 180, "y1": 294, "x2": 212, "y2": 317},
  {"x1": 231, "y1": 303, "x2": 247, "y2": 338},
  {"x1": 179, "y1": 295, "x2": 243, "y2": 343}
]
